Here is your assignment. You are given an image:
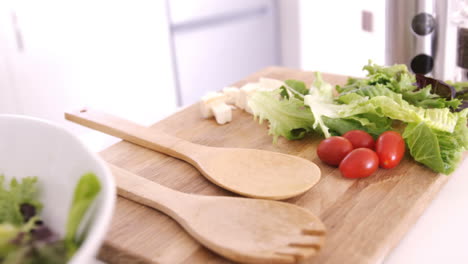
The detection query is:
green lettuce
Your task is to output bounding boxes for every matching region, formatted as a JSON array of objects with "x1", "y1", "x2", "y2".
[
  {"x1": 0, "y1": 173, "x2": 101, "y2": 263},
  {"x1": 403, "y1": 109, "x2": 468, "y2": 174},
  {"x1": 247, "y1": 62, "x2": 468, "y2": 174},
  {"x1": 338, "y1": 91, "x2": 461, "y2": 133},
  {"x1": 279, "y1": 79, "x2": 309, "y2": 100},
  {"x1": 65, "y1": 172, "x2": 101, "y2": 257},
  {"x1": 303, "y1": 95, "x2": 345, "y2": 138},
  {"x1": 338, "y1": 61, "x2": 460, "y2": 109},
  {"x1": 322, "y1": 116, "x2": 390, "y2": 137},
  {"x1": 403, "y1": 86, "x2": 461, "y2": 109},
  {"x1": 248, "y1": 89, "x2": 315, "y2": 142},
  {"x1": 302, "y1": 72, "x2": 356, "y2": 137},
  {"x1": 0, "y1": 176, "x2": 42, "y2": 226},
  {"x1": 250, "y1": 73, "x2": 392, "y2": 140}
]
